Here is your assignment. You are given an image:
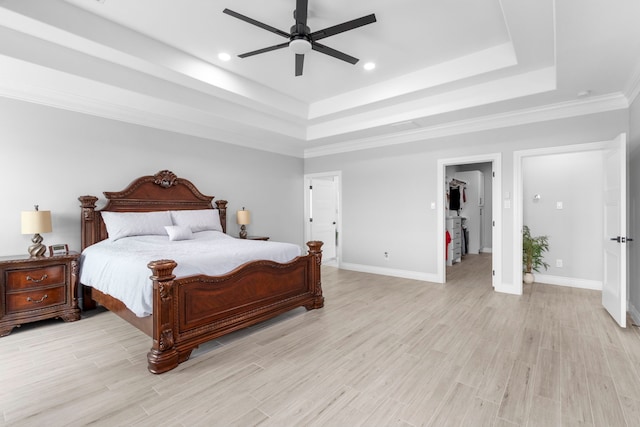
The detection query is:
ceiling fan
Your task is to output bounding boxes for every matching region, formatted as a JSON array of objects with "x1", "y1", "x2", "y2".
[{"x1": 223, "y1": 0, "x2": 376, "y2": 76}]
